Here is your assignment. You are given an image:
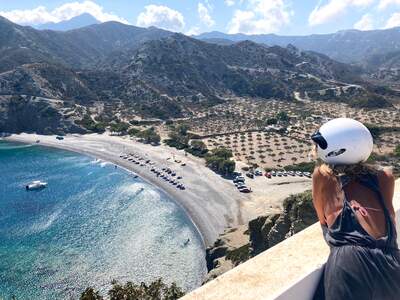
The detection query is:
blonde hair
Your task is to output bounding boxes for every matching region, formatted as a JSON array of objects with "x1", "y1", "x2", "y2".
[{"x1": 310, "y1": 144, "x2": 378, "y2": 179}]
